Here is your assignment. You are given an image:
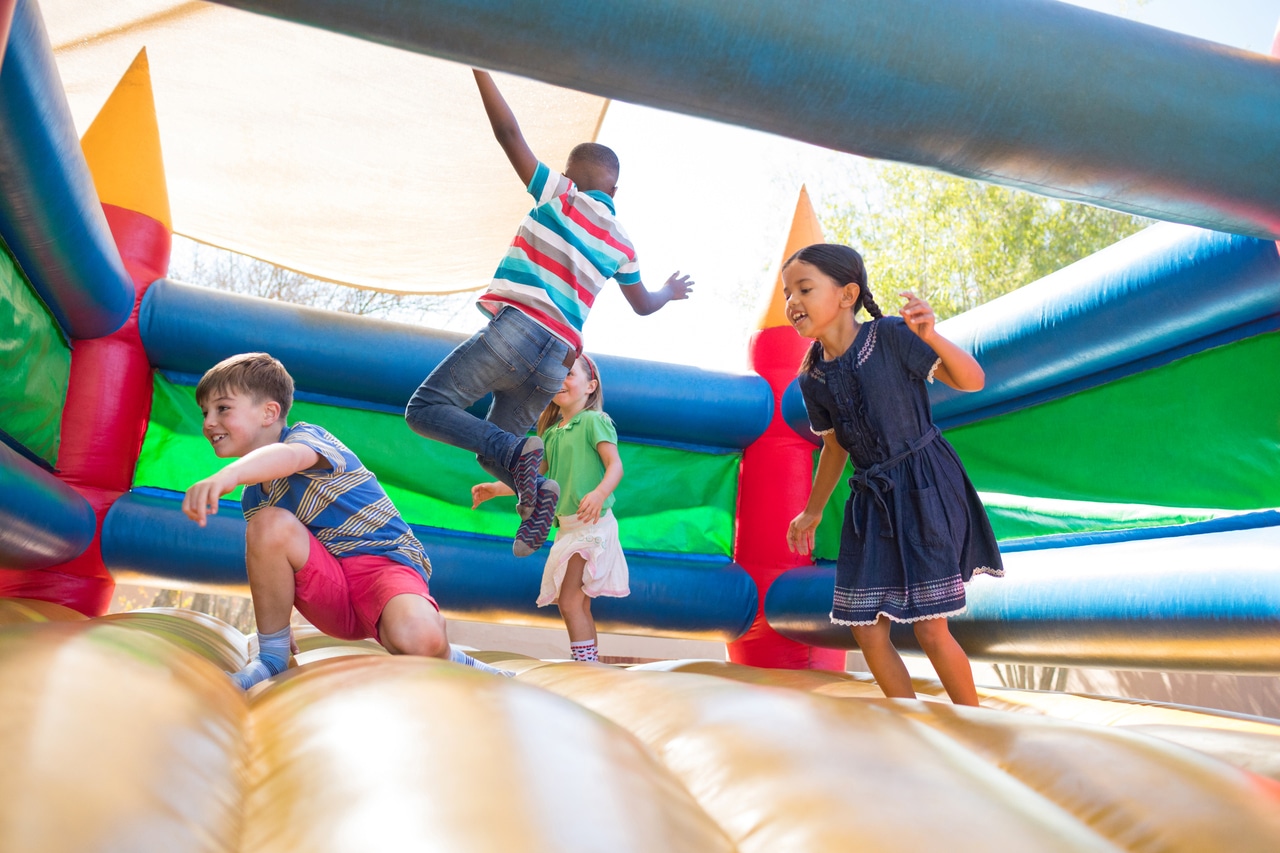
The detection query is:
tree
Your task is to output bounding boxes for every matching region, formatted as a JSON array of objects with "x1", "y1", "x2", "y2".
[
  {"x1": 170, "y1": 237, "x2": 473, "y2": 325},
  {"x1": 822, "y1": 162, "x2": 1150, "y2": 319}
]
